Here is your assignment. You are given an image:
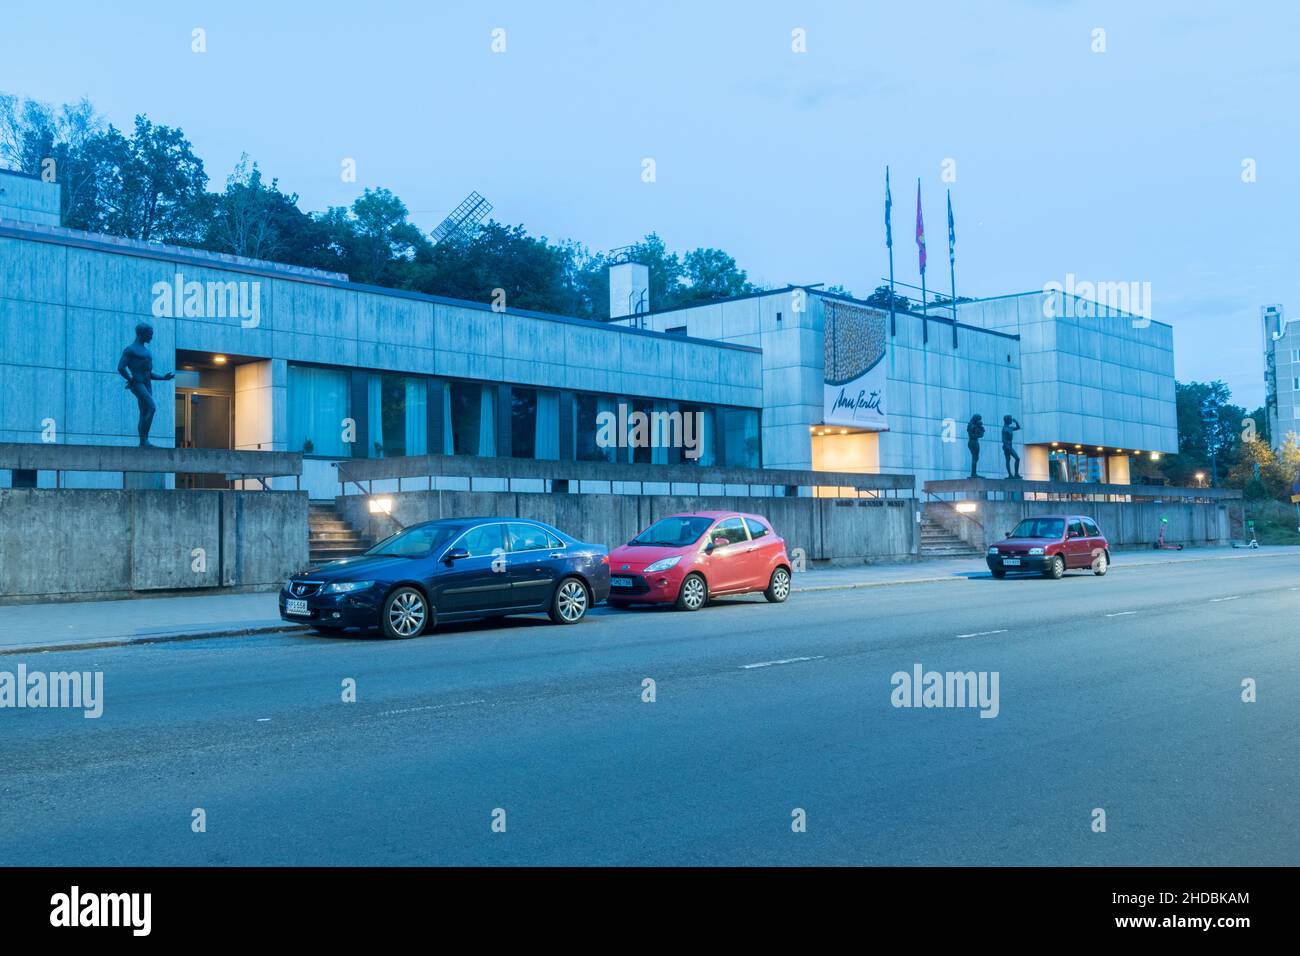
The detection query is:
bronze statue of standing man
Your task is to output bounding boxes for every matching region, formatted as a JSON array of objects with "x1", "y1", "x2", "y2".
[
  {"x1": 117, "y1": 322, "x2": 174, "y2": 447},
  {"x1": 1001, "y1": 415, "x2": 1022, "y2": 478},
  {"x1": 966, "y1": 414, "x2": 985, "y2": 478}
]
